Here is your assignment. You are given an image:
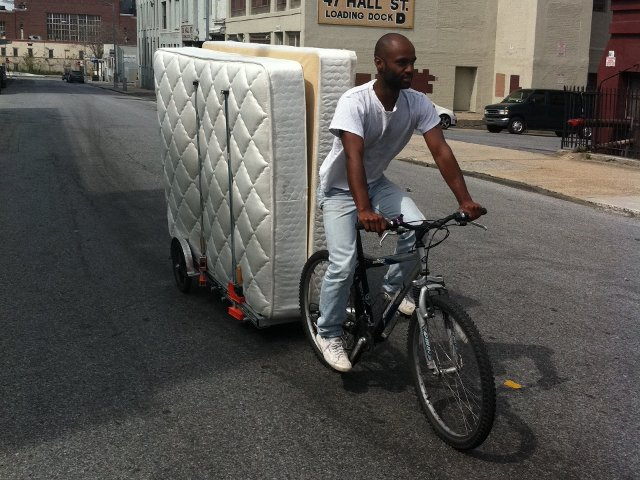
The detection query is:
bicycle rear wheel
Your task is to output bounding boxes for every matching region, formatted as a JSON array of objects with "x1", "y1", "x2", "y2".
[
  {"x1": 299, "y1": 250, "x2": 359, "y2": 369},
  {"x1": 407, "y1": 295, "x2": 495, "y2": 450}
]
